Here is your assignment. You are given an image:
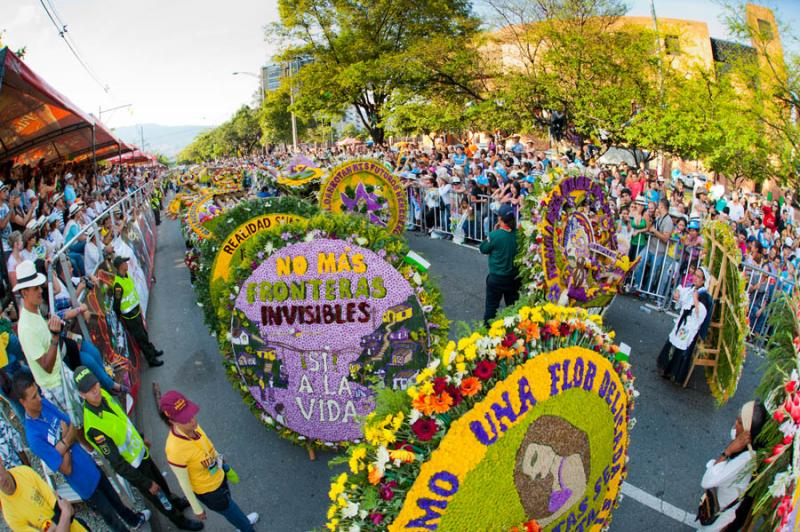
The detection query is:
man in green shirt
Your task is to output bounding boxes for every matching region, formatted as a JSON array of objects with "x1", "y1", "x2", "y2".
[{"x1": 479, "y1": 204, "x2": 520, "y2": 325}]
